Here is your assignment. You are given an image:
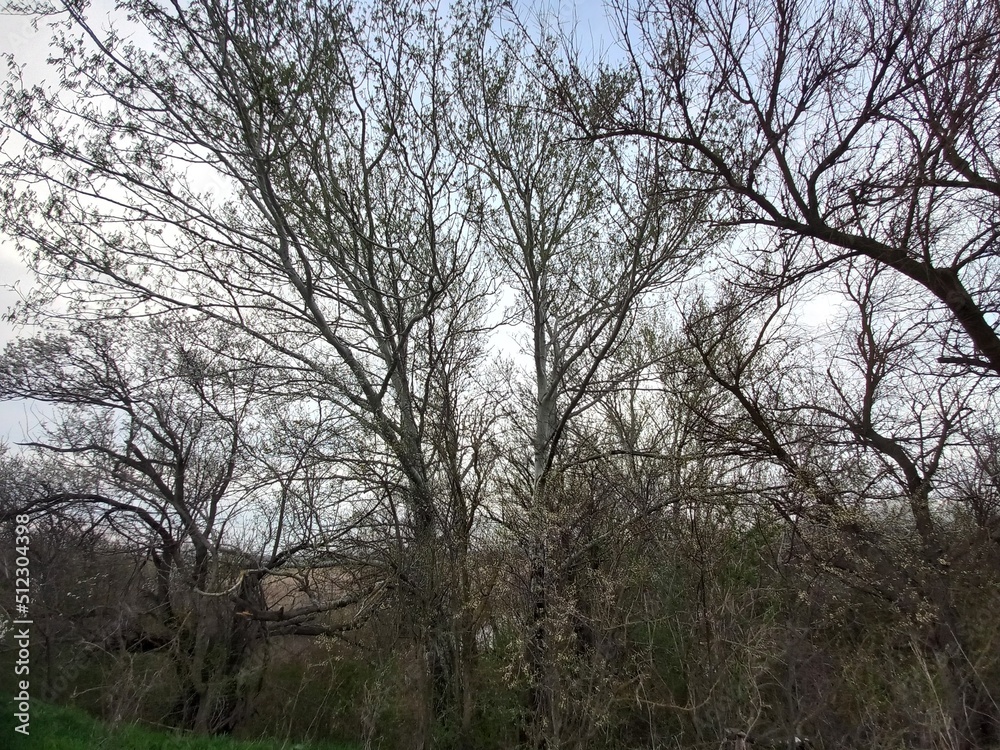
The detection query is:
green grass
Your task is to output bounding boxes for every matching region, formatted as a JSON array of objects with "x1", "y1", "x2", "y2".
[{"x1": 0, "y1": 700, "x2": 361, "y2": 750}]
